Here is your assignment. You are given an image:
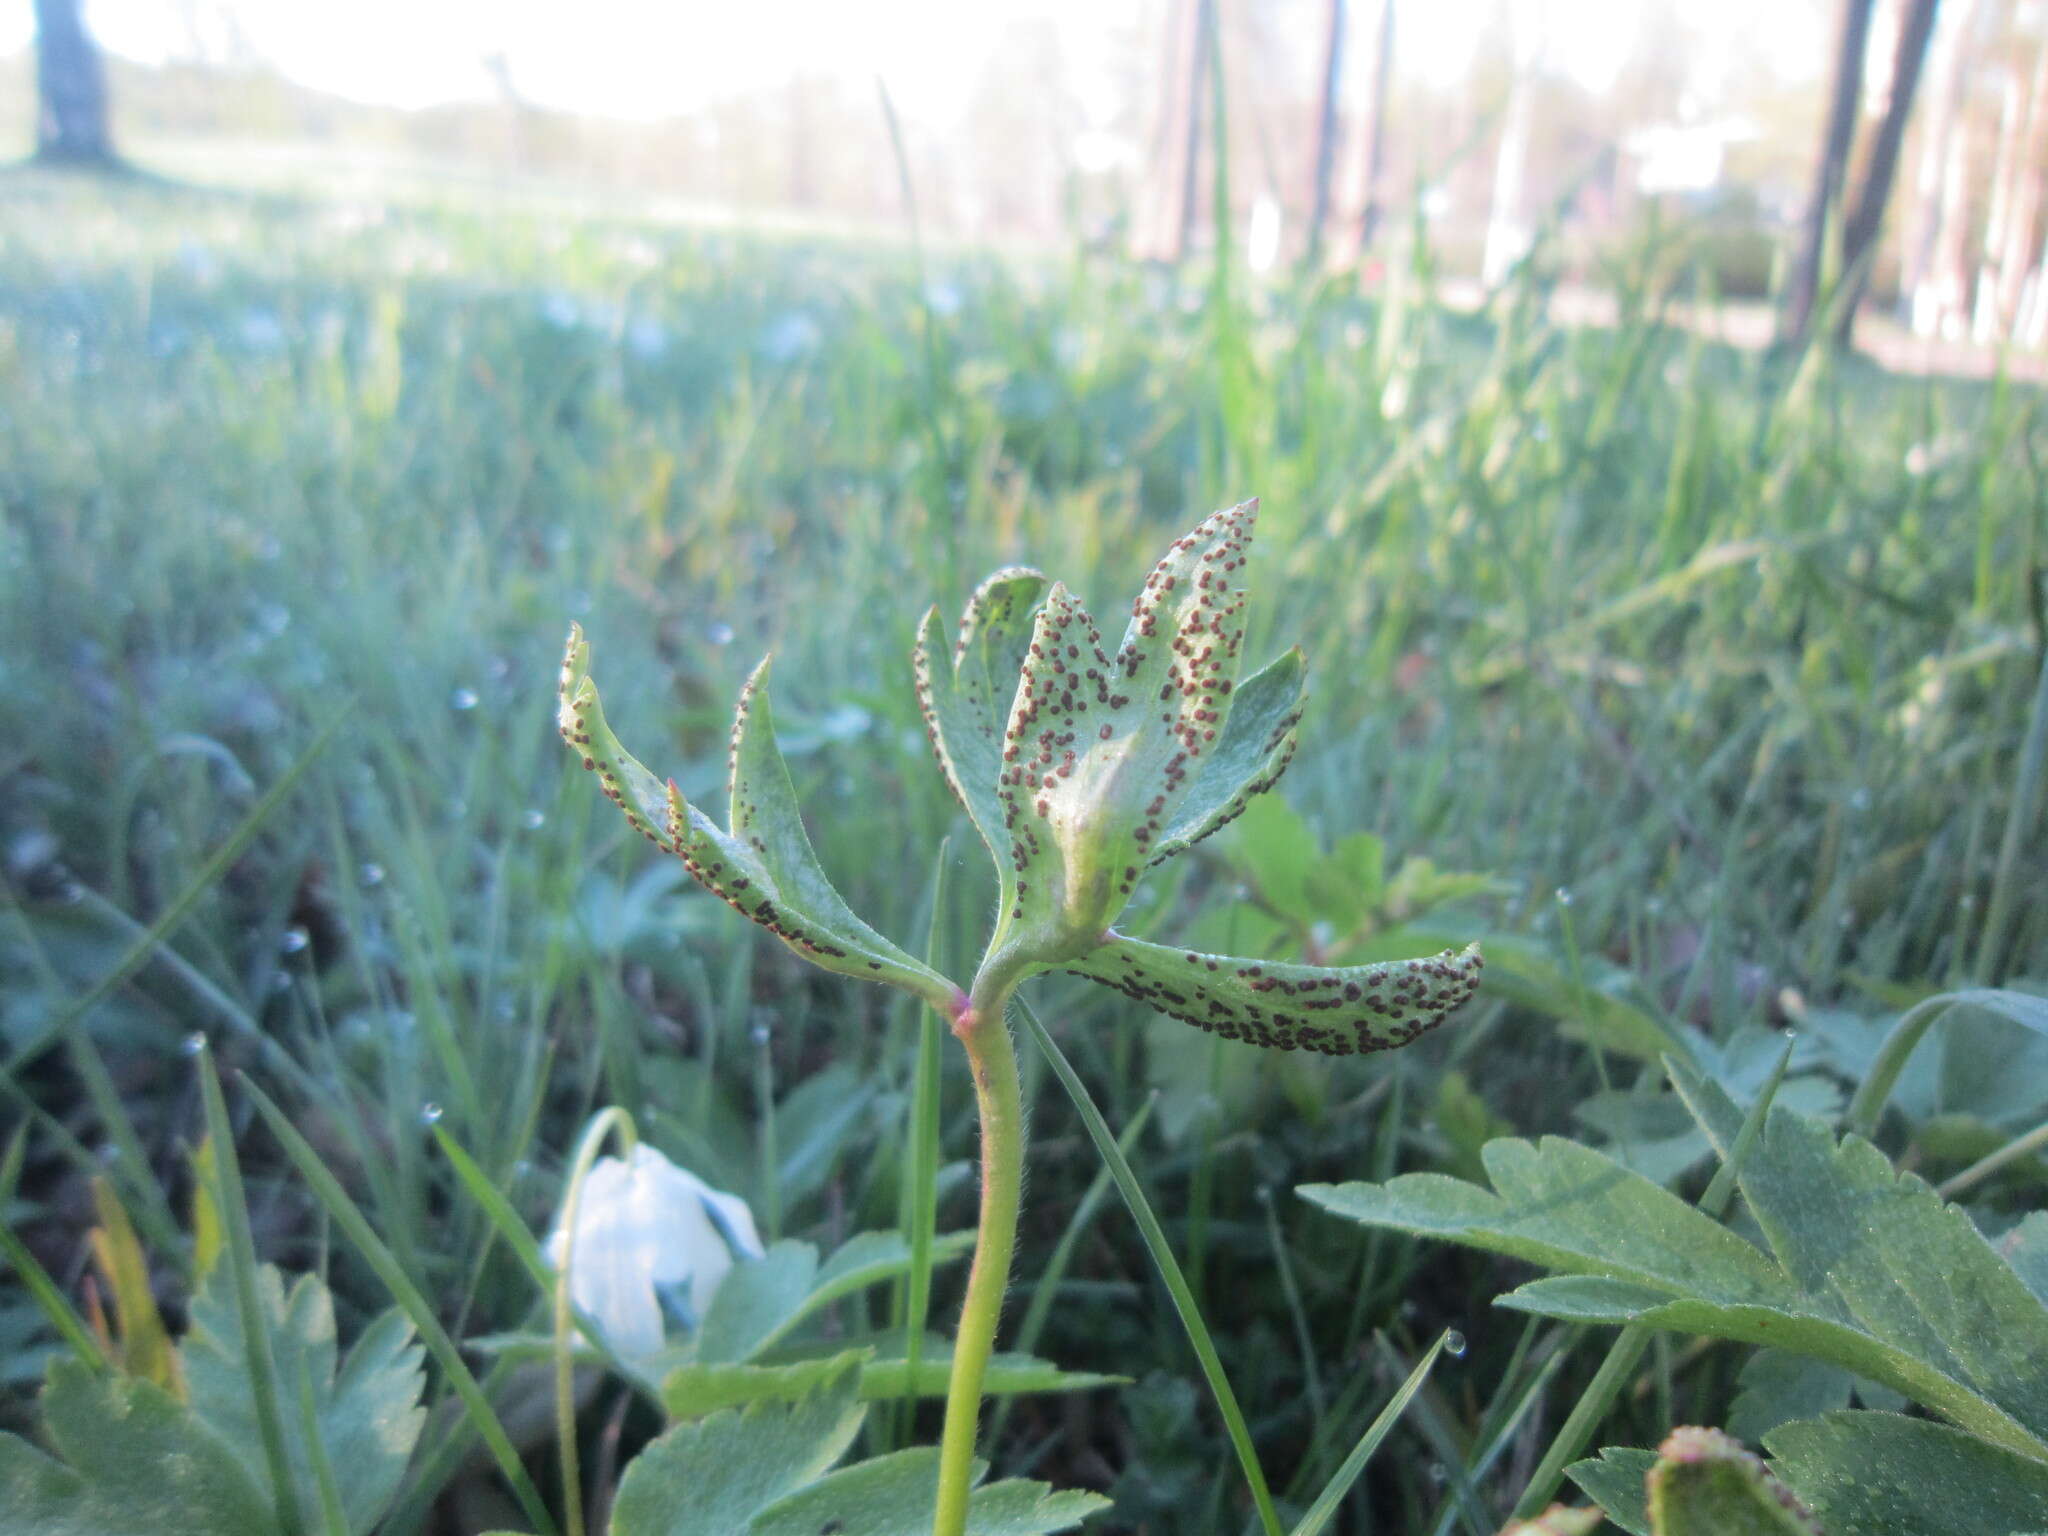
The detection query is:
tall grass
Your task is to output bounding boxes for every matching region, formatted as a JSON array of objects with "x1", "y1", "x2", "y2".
[{"x1": 1, "y1": 167, "x2": 2042, "y2": 1529}]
